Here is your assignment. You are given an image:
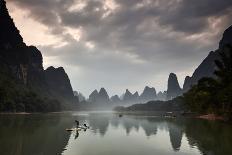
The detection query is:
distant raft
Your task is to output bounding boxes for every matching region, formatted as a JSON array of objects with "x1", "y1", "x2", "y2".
[{"x1": 66, "y1": 128, "x2": 82, "y2": 132}]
